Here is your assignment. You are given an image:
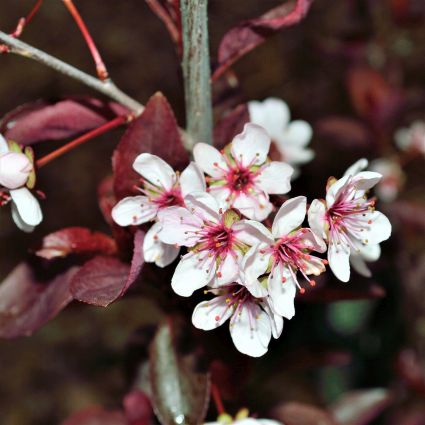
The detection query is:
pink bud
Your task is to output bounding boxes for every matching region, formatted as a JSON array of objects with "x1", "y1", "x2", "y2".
[{"x1": 0, "y1": 152, "x2": 33, "y2": 189}]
